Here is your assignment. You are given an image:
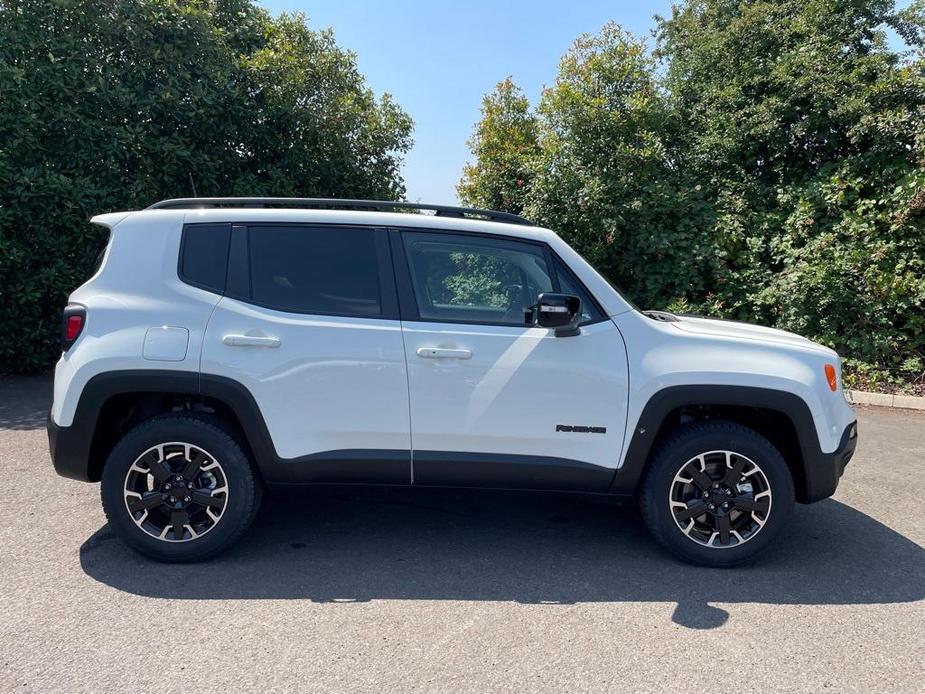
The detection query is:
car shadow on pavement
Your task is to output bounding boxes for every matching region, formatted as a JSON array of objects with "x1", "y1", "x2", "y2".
[{"x1": 80, "y1": 486, "x2": 925, "y2": 629}]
